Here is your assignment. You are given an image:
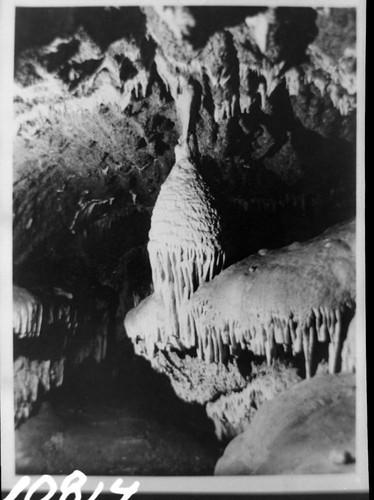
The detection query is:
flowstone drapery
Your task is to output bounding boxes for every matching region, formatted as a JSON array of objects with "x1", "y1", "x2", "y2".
[{"x1": 126, "y1": 219, "x2": 356, "y2": 376}]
